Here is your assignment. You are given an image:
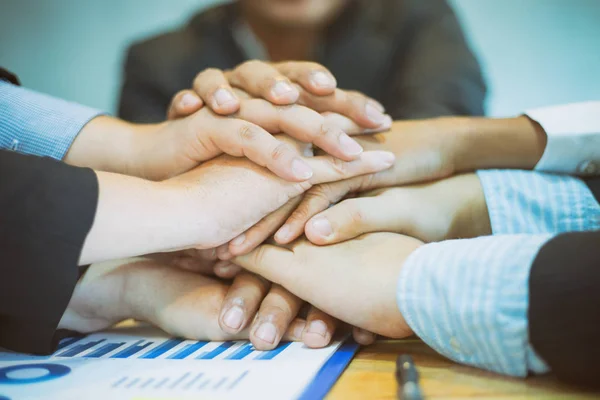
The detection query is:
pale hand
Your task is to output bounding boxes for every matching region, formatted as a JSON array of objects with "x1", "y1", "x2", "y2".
[
  {"x1": 233, "y1": 232, "x2": 423, "y2": 338},
  {"x1": 304, "y1": 173, "x2": 492, "y2": 245}
]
